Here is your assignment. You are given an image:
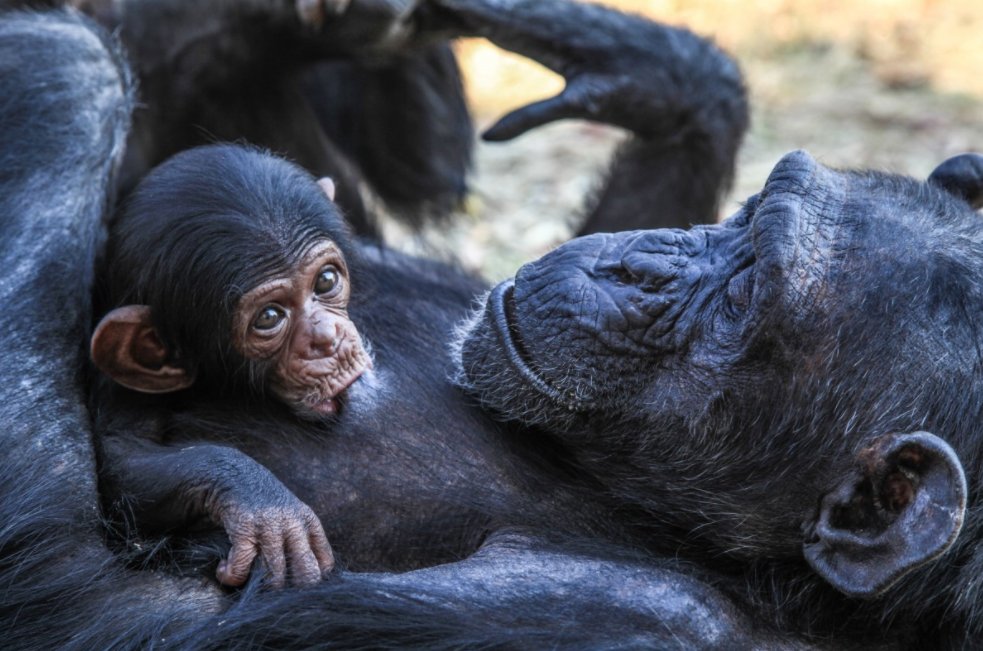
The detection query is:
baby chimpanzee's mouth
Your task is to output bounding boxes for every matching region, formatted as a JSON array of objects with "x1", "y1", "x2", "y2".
[
  {"x1": 300, "y1": 367, "x2": 366, "y2": 417},
  {"x1": 307, "y1": 396, "x2": 341, "y2": 416},
  {"x1": 489, "y1": 281, "x2": 593, "y2": 412}
]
